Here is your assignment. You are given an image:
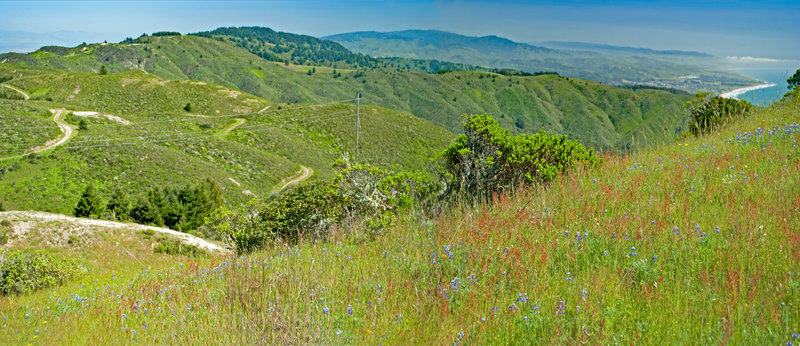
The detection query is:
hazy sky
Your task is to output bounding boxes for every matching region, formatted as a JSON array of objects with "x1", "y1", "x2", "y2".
[{"x1": 1, "y1": 0, "x2": 798, "y2": 59}]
